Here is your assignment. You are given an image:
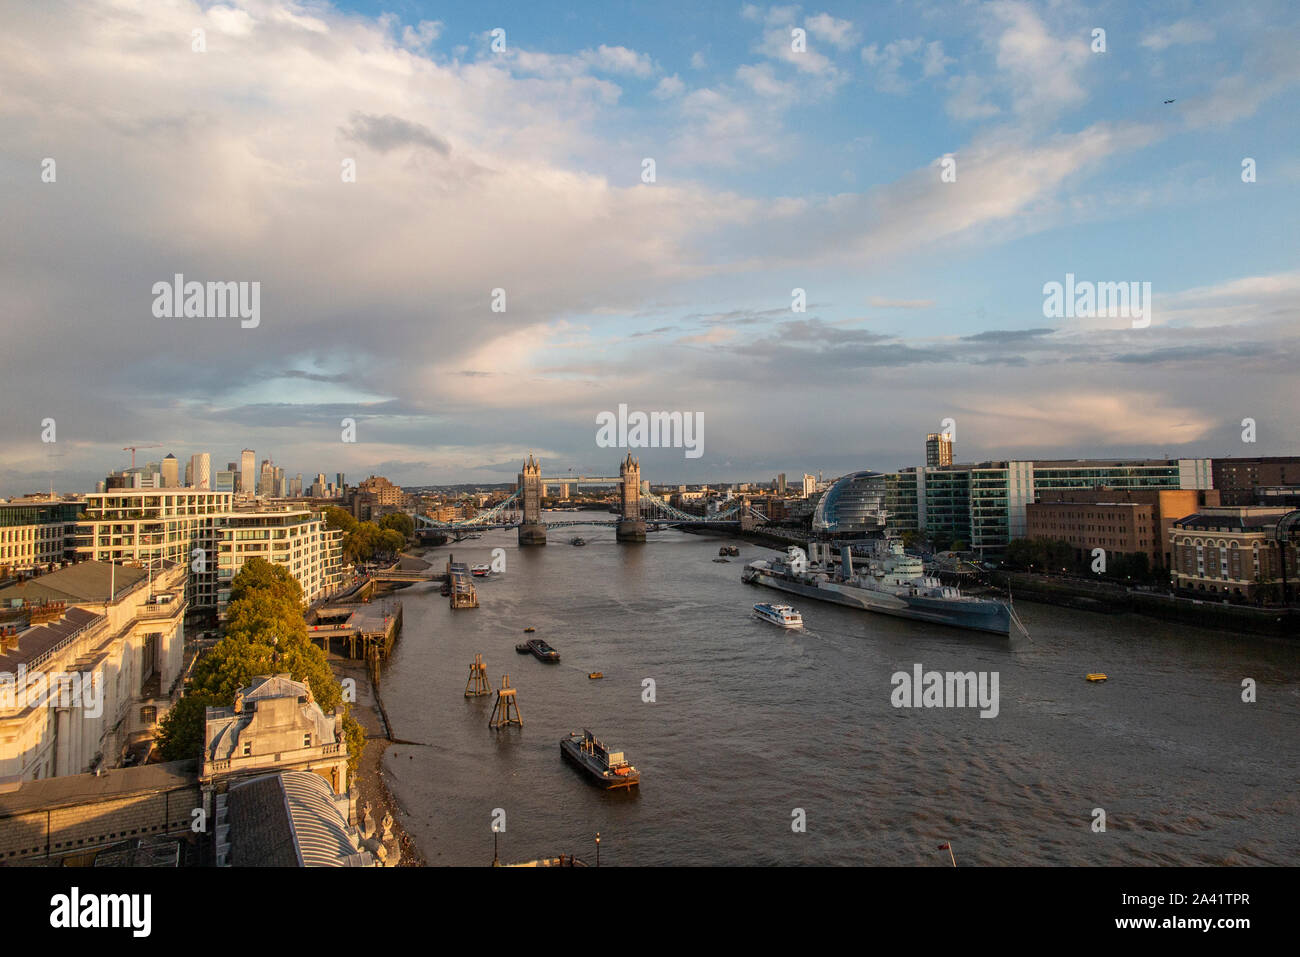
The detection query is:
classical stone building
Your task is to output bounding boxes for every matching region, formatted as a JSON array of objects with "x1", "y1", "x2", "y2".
[
  {"x1": 0, "y1": 560, "x2": 187, "y2": 783},
  {"x1": 201, "y1": 675, "x2": 348, "y2": 795},
  {"x1": 1170, "y1": 507, "x2": 1299, "y2": 601}
]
